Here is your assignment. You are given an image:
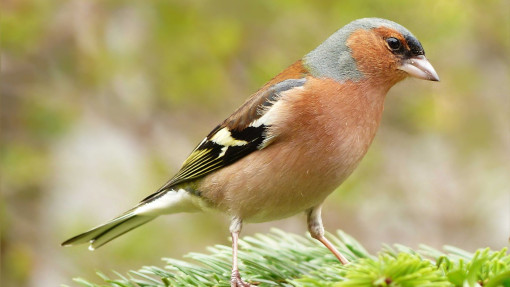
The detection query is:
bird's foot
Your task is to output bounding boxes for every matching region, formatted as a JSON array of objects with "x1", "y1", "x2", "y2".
[{"x1": 231, "y1": 269, "x2": 255, "y2": 287}]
